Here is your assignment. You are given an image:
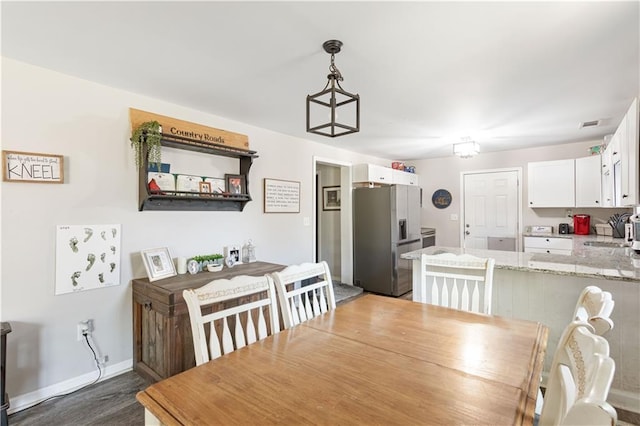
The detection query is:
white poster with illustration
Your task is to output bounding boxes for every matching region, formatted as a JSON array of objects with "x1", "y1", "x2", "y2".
[{"x1": 55, "y1": 224, "x2": 122, "y2": 295}]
